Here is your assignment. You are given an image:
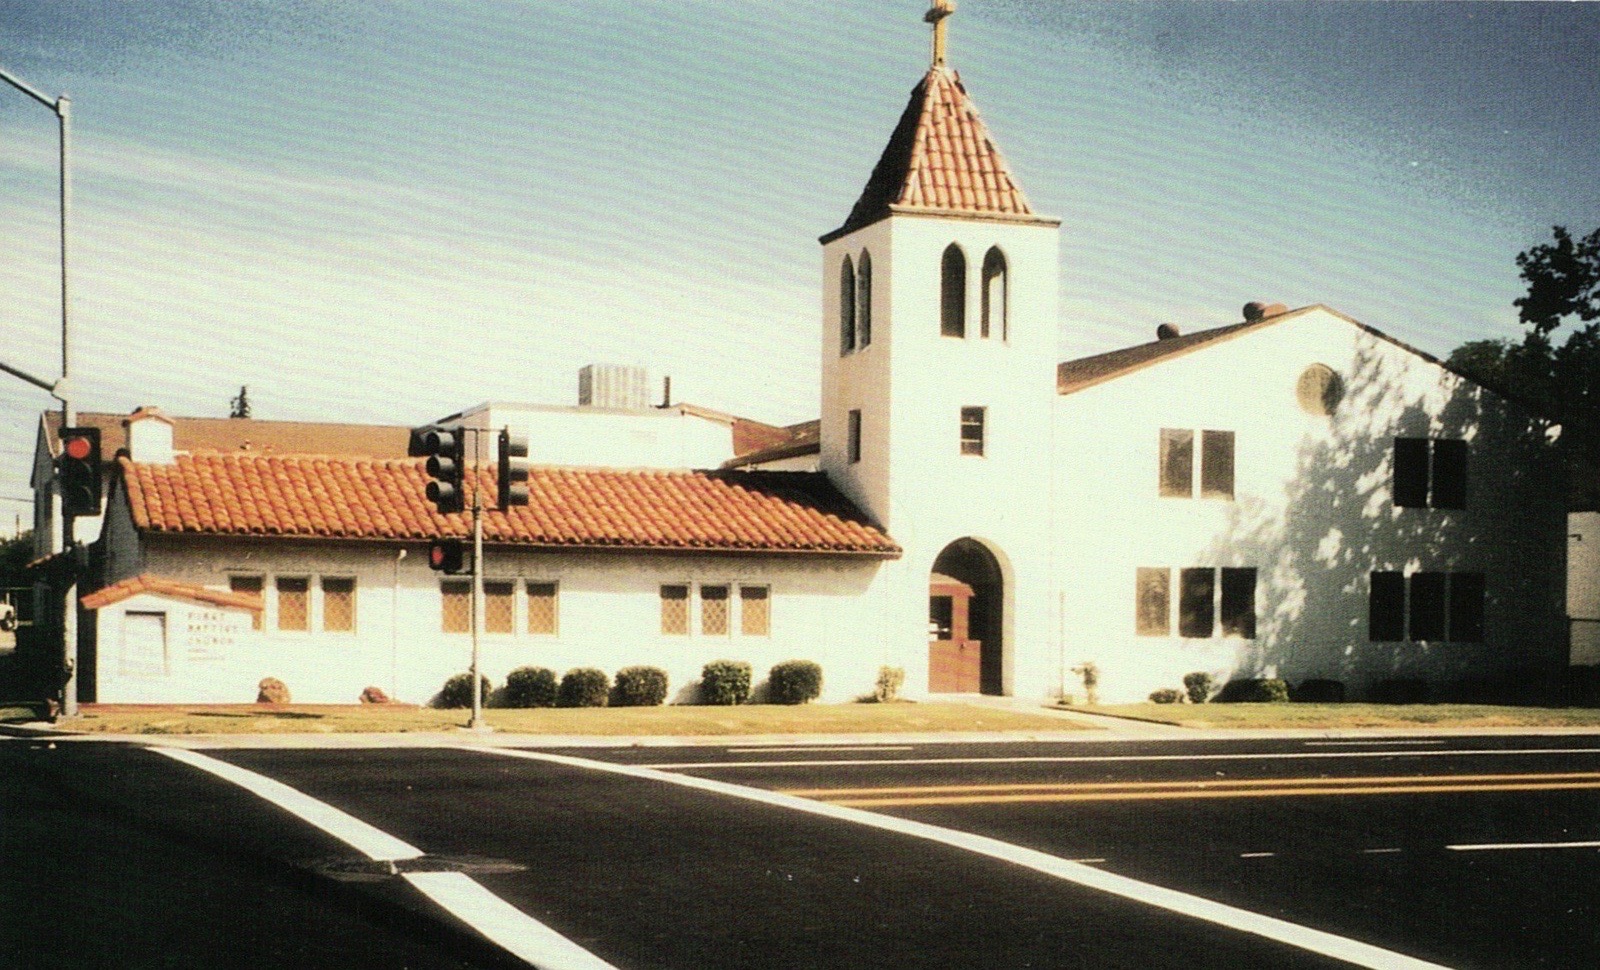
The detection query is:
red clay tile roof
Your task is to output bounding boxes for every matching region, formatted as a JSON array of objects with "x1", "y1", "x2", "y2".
[
  {"x1": 826, "y1": 68, "x2": 1053, "y2": 242},
  {"x1": 120, "y1": 455, "x2": 899, "y2": 557},
  {"x1": 81, "y1": 574, "x2": 264, "y2": 613}
]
